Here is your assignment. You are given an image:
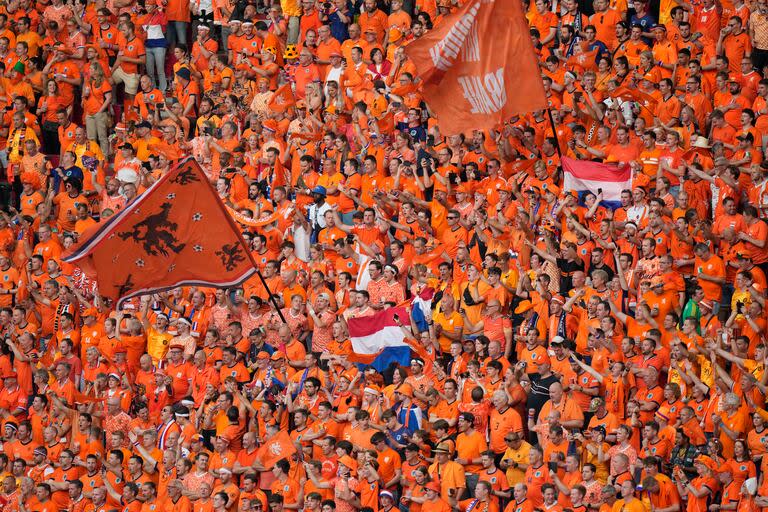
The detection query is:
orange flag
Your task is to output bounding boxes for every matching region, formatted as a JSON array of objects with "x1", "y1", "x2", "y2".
[
  {"x1": 612, "y1": 86, "x2": 658, "y2": 107},
  {"x1": 404, "y1": 0, "x2": 547, "y2": 135},
  {"x1": 256, "y1": 431, "x2": 297, "y2": 469},
  {"x1": 268, "y1": 83, "x2": 296, "y2": 113},
  {"x1": 73, "y1": 389, "x2": 106, "y2": 404},
  {"x1": 376, "y1": 111, "x2": 395, "y2": 135},
  {"x1": 566, "y1": 49, "x2": 599, "y2": 73},
  {"x1": 38, "y1": 340, "x2": 57, "y2": 368},
  {"x1": 63, "y1": 157, "x2": 259, "y2": 307}
]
